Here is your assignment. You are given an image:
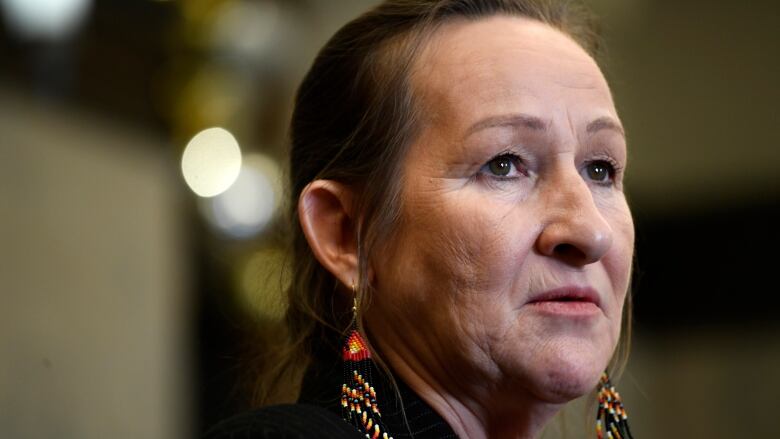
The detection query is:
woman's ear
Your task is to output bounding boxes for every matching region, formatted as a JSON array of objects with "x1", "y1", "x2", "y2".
[{"x1": 298, "y1": 180, "x2": 358, "y2": 288}]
